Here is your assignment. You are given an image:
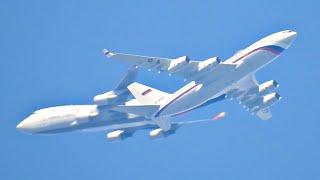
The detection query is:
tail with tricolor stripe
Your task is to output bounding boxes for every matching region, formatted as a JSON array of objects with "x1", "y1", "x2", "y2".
[{"x1": 127, "y1": 82, "x2": 172, "y2": 105}]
